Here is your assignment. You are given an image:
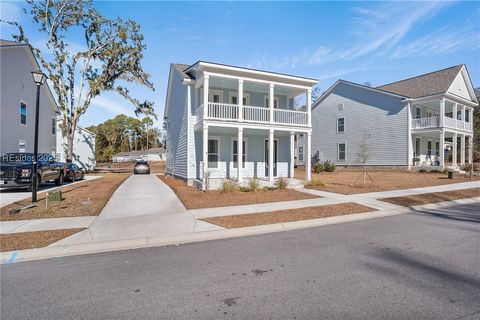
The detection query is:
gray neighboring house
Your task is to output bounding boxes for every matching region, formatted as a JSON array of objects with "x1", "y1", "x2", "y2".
[
  {"x1": 112, "y1": 147, "x2": 166, "y2": 162},
  {"x1": 310, "y1": 65, "x2": 477, "y2": 169},
  {"x1": 0, "y1": 40, "x2": 59, "y2": 155}
]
